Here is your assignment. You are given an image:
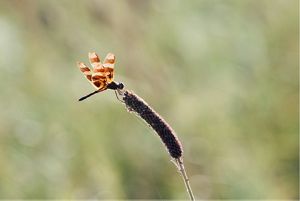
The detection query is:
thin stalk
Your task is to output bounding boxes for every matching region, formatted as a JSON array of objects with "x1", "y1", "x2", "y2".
[{"x1": 176, "y1": 158, "x2": 195, "y2": 201}]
